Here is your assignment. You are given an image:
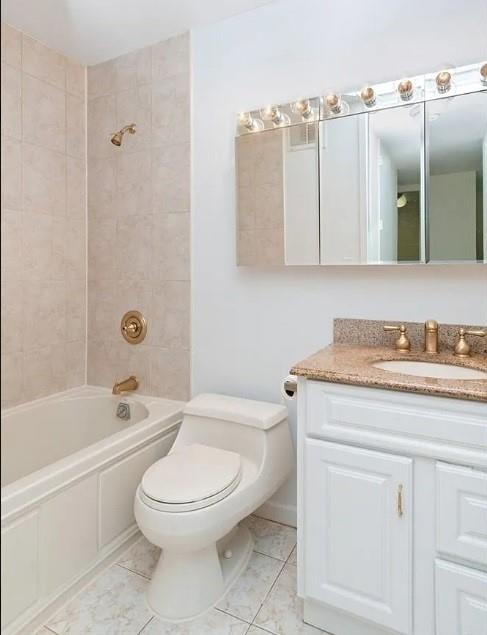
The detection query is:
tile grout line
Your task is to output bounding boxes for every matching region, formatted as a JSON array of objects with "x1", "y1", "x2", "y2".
[
  {"x1": 137, "y1": 615, "x2": 154, "y2": 635},
  {"x1": 248, "y1": 557, "x2": 287, "y2": 633},
  {"x1": 115, "y1": 561, "x2": 152, "y2": 580}
]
